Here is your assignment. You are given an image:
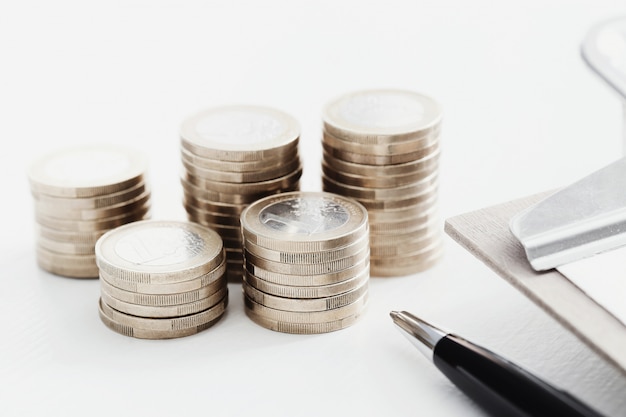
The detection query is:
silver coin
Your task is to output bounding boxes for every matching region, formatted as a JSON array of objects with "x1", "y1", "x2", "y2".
[
  {"x1": 182, "y1": 156, "x2": 301, "y2": 184},
  {"x1": 37, "y1": 245, "x2": 96, "y2": 267},
  {"x1": 365, "y1": 197, "x2": 438, "y2": 222},
  {"x1": 35, "y1": 204, "x2": 151, "y2": 232},
  {"x1": 322, "y1": 89, "x2": 442, "y2": 144},
  {"x1": 181, "y1": 177, "x2": 300, "y2": 205},
  {"x1": 101, "y1": 287, "x2": 228, "y2": 318},
  {"x1": 370, "y1": 231, "x2": 442, "y2": 257},
  {"x1": 180, "y1": 105, "x2": 300, "y2": 161},
  {"x1": 243, "y1": 292, "x2": 368, "y2": 324},
  {"x1": 183, "y1": 166, "x2": 302, "y2": 194},
  {"x1": 37, "y1": 236, "x2": 95, "y2": 255},
  {"x1": 28, "y1": 144, "x2": 148, "y2": 198},
  {"x1": 244, "y1": 248, "x2": 369, "y2": 276},
  {"x1": 32, "y1": 182, "x2": 148, "y2": 210},
  {"x1": 244, "y1": 266, "x2": 369, "y2": 299},
  {"x1": 245, "y1": 308, "x2": 365, "y2": 334},
  {"x1": 322, "y1": 141, "x2": 440, "y2": 165},
  {"x1": 243, "y1": 233, "x2": 369, "y2": 264},
  {"x1": 95, "y1": 220, "x2": 224, "y2": 283},
  {"x1": 322, "y1": 129, "x2": 440, "y2": 156},
  {"x1": 322, "y1": 160, "x2": 437, "y2": 189},
  {"x1": 321, "y1": 172, "x2": 438, "y2": 200},
  {"x1": 181, "y1": 146, "x2": 299, "y2": 173},
  {"x1": 350, "y1": 187, "x2": 439, "y2": 210},
  {"x1": 183, "y1": 203, "x2": 241, "y2": 227},
  {"x1": 370, "y1": 243, "x2": 444, "y2": 277},
  {"x1": 243, "y1": 281, "x2": 368, "y2": 312},
  {"x1": 99, "y1": 296, "x2": 228, "y2": 333},
  {"x1": 37, "y1": 256, "x2": 99, "y2": 278},
  {"x1": 100, "y1": 273, "x2": 226, "y2": 306},
  {"x1": 369, "y1": 218, "x2": 441, "y2": 242},
  {"x1": 322, "y1": 148, "x2": 440, "y2": 177},
  {"x1": 182, "y1": 194, "x2": 246, "y2": 216},
  {"x1": 241, "y1": 191, "x2": 369, "y2": 253},
  {"x1": 99, "y1": 257, "x2": 226, "y2": 294},
  {"x1": 37, "y1": 226, "x2": 108, "y2": 245},
  {"x1": 367, "y1": 208, "x2": 439, "y2": 235},
  {"x1": 35, "y1": 190, "x2": 151, "y2": 221},
  {"x1": 99, "y1": 304, "x2": 224, "y2": 339},
  {"x1": 245, "y1": 254, "x2": 369, "y2": 287}
]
